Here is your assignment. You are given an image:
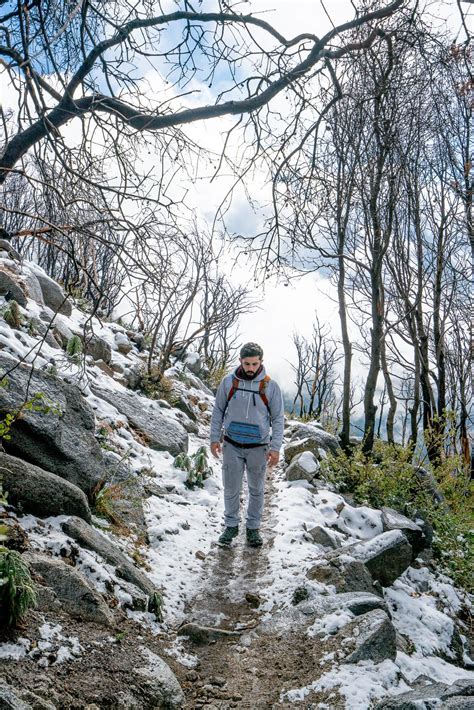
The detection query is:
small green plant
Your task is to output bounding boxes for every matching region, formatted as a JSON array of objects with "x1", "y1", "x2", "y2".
[
  {"x1": 0, "y1": 547, "x2": 37, "y2": 626},
  {"x1": 66, "y1": 334, "x2": 83, "y2": 362},
  {"x1": 2, "y1": 300, "x2": 23, "y2": 329},
  {"x1": 174, "y1": 446, "x2": 212, "y2": 489},
  {"x1": 141, "y1": 370, "x2": 179, "y2": 404},
  {"x1": 150, "y1": 591, "x2": 164, "y2": 622}
]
